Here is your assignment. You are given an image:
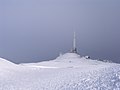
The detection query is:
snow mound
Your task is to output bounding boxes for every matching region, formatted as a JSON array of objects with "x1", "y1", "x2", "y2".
[
  {"x1": 22, "y1": 53, "x2": 114, "y2": 69},
  {"x1": 0, "y1": 58, "x2": 17, "y2": 68},
  {"x1": 56, "y1": 53, "x2": 80, "y2": 60}
]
